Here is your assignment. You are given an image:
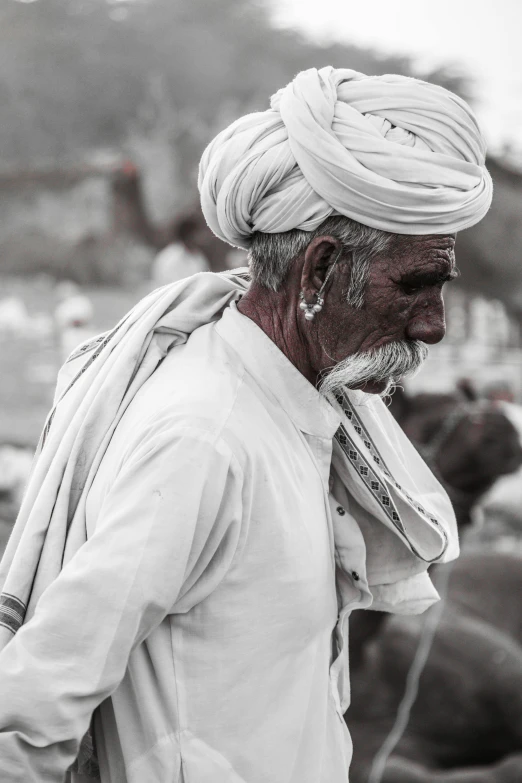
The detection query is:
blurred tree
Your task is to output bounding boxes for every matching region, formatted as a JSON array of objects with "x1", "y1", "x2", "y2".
[
  {"x1": 0, "y1": 0, "x2": 468, "y2": 173},
  {"x1": 0, "y1": 0, "x2": 146, "y2": 163}
]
